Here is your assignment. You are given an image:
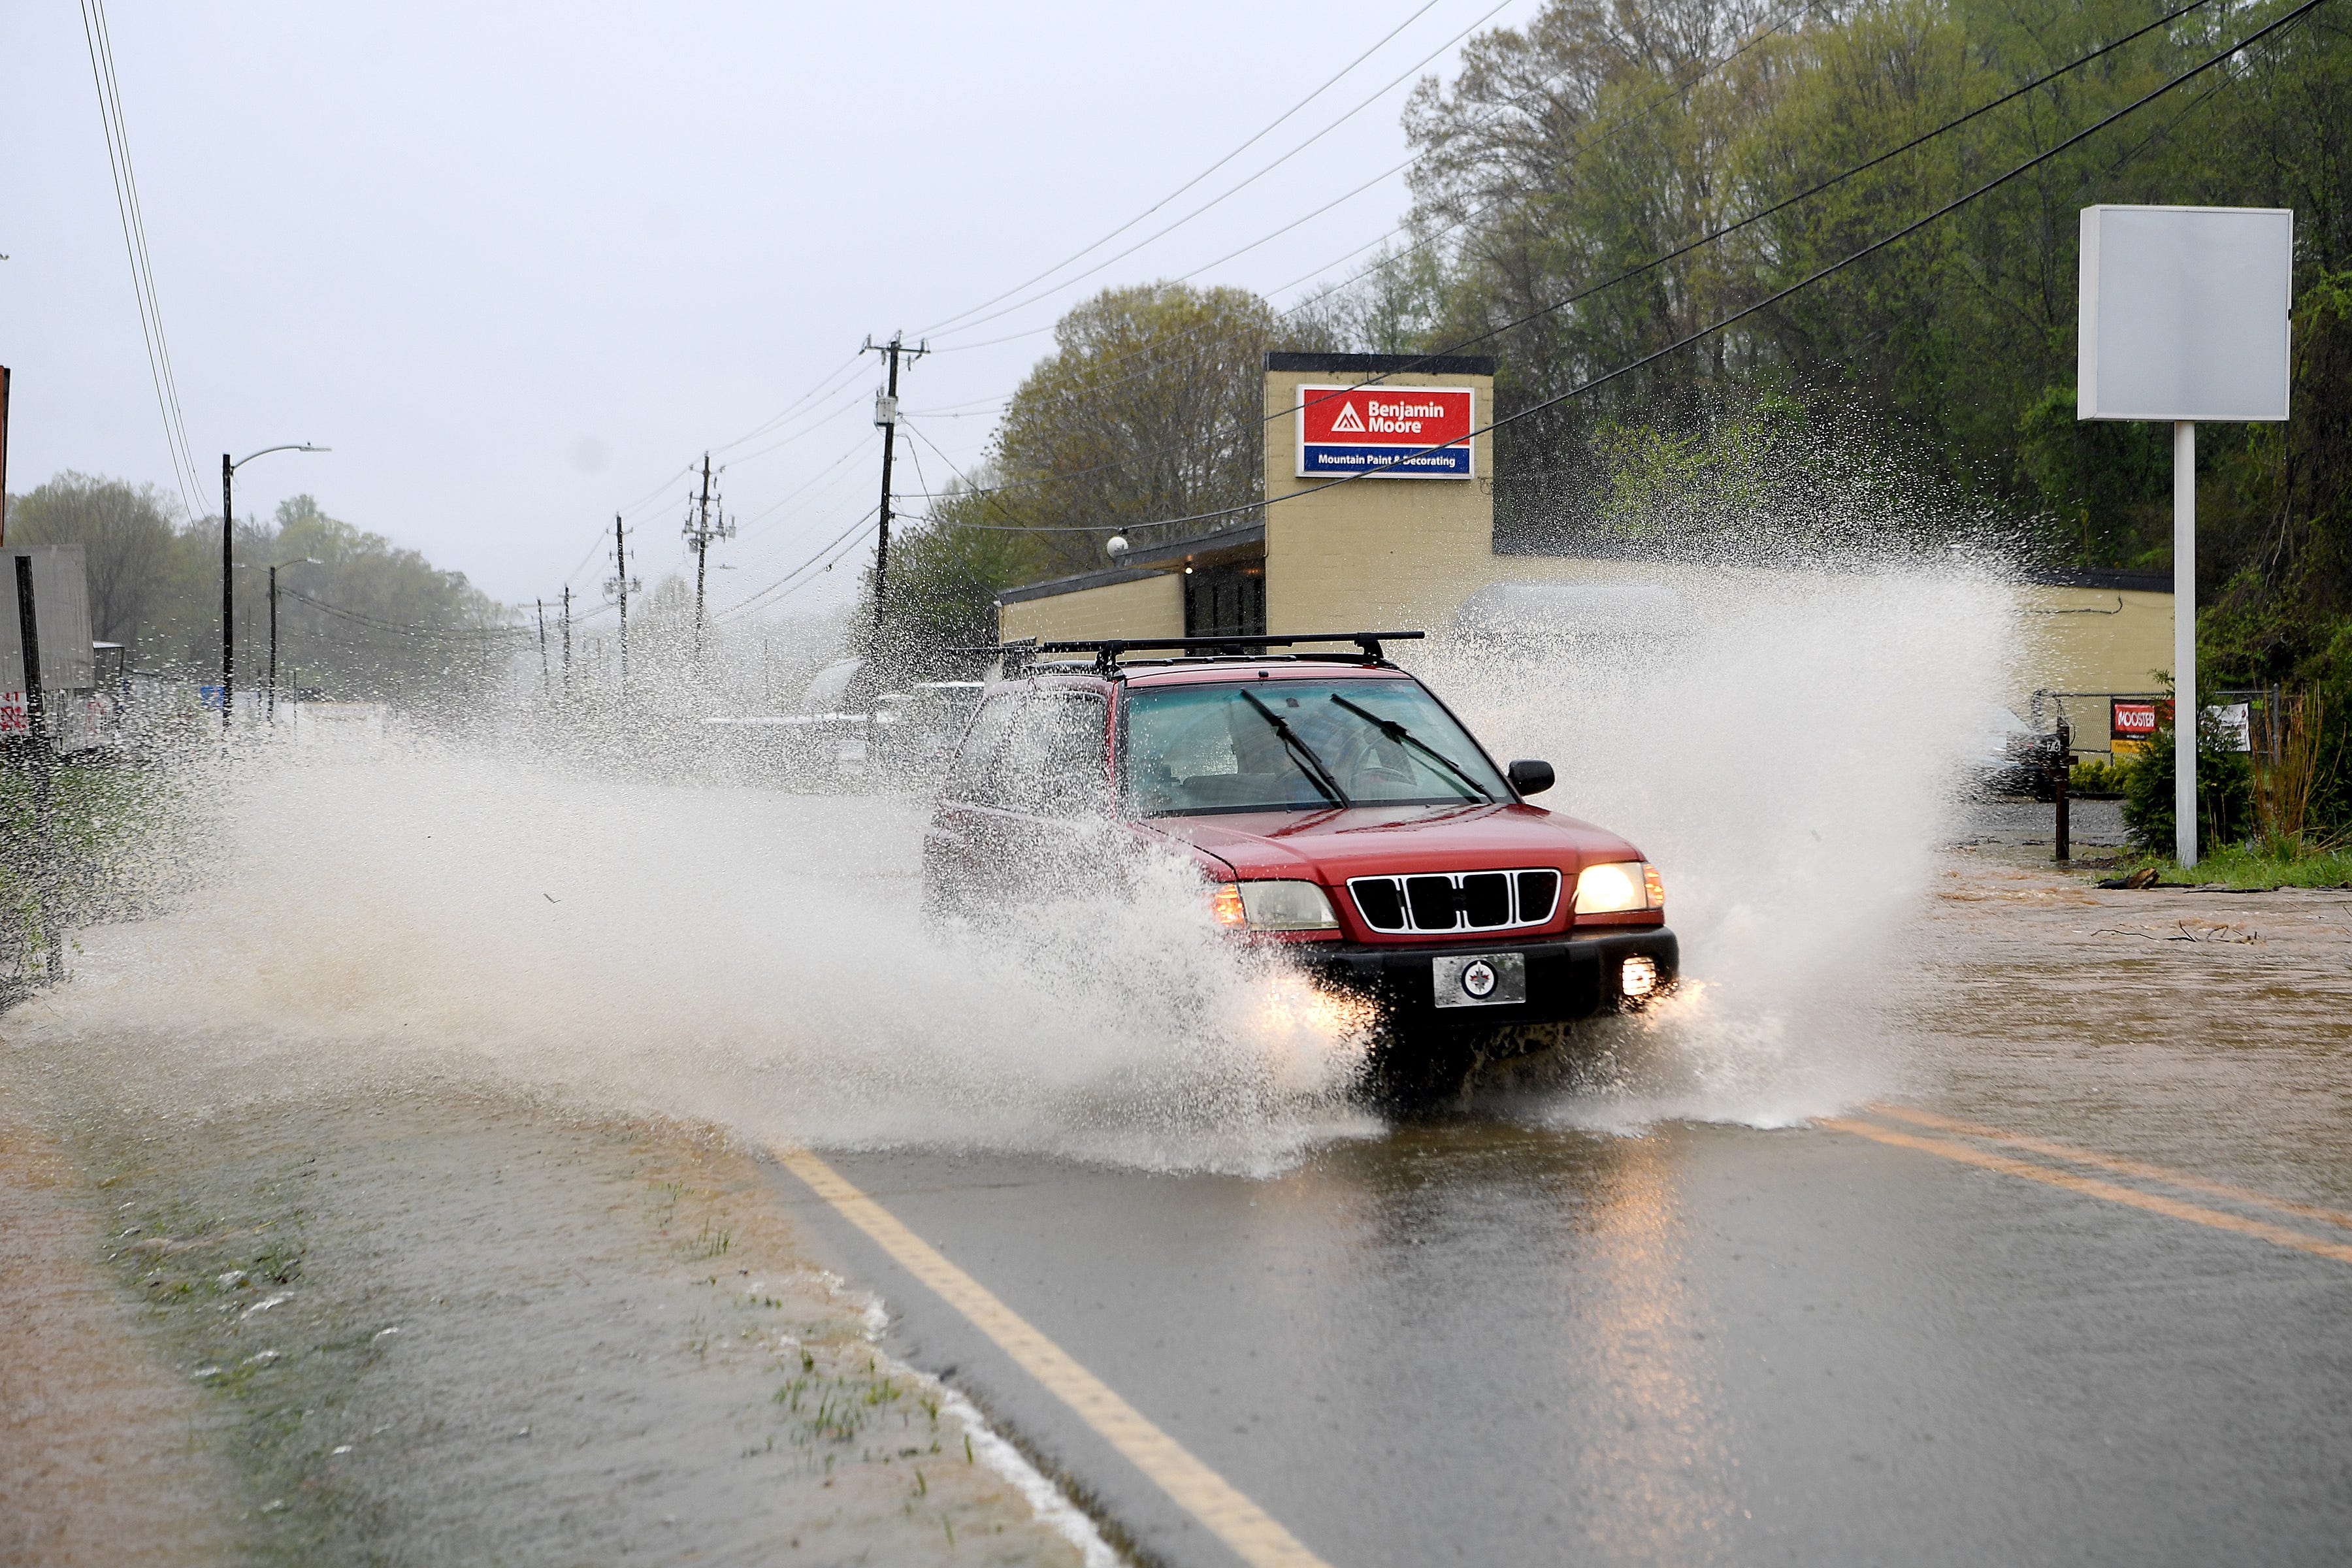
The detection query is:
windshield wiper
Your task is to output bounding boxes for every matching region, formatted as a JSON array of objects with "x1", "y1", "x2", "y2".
[
  {"x1": 1326, "y1": 694, "x2": 1492, "y2": 802},
  {"x1": 1238, "y1": 689, "x2": 1349, "y2": 807}
]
